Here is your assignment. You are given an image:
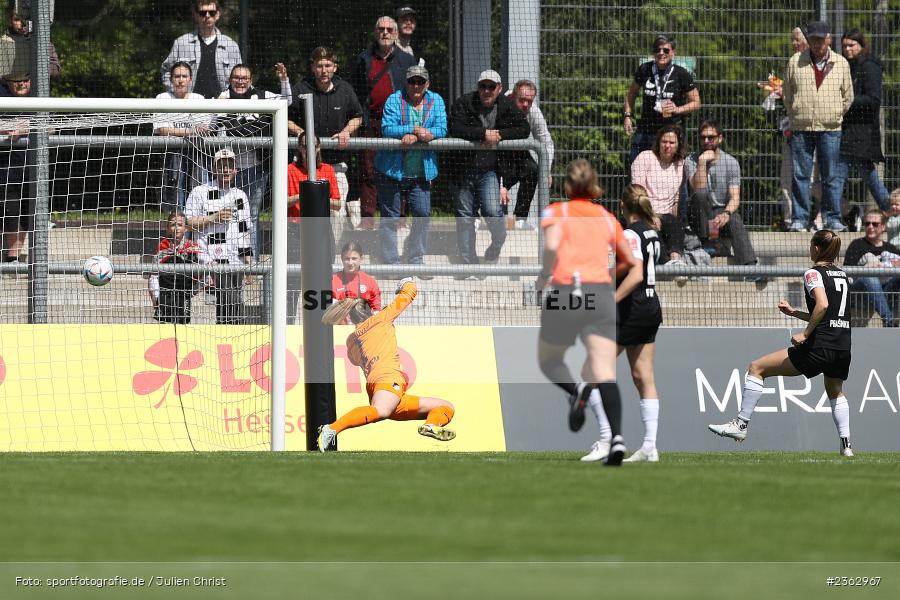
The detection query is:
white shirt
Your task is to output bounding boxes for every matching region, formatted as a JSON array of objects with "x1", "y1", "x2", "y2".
[{"x1": 184, "y1": 183, "x2": 254, "y2": 264}]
